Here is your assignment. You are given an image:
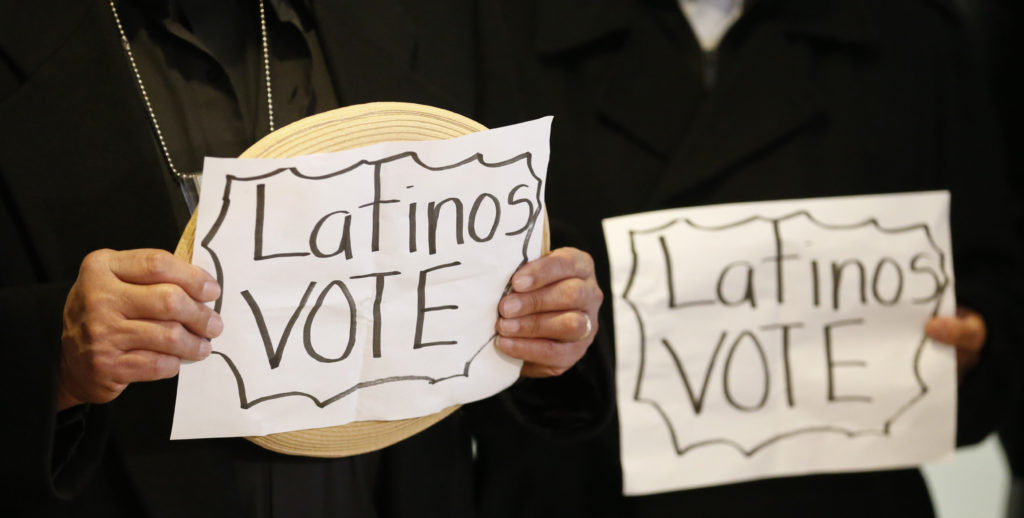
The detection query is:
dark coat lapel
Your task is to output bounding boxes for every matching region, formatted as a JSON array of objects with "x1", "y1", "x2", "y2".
[
  {"x1": 0, "y1": 2, "x2": 236, "y2": 515},
  {"x1": 0, "y1": 0, "x2": 183, "y2": 279},
  {"x1": 590, "y1": 6, "x2": 705, "y2": 162},
  {"x1": 0, "y1": 0, "x2": 92, "y2": 82},
  {"x1": 532, "y1": 0, "x2": 692, "y2": 207},
  {"x1": 652, "y1": 29, "x2": 823, "y2": 204},
  {"x1": 651, "y1": 0, "x2": 882, "y2": 205},
  {"x1": 529, "y1": 0, "x2": 882, "y2": 209},
  {"x1": 310, "y1": 0, "x2": 476, "y2": 118}
]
